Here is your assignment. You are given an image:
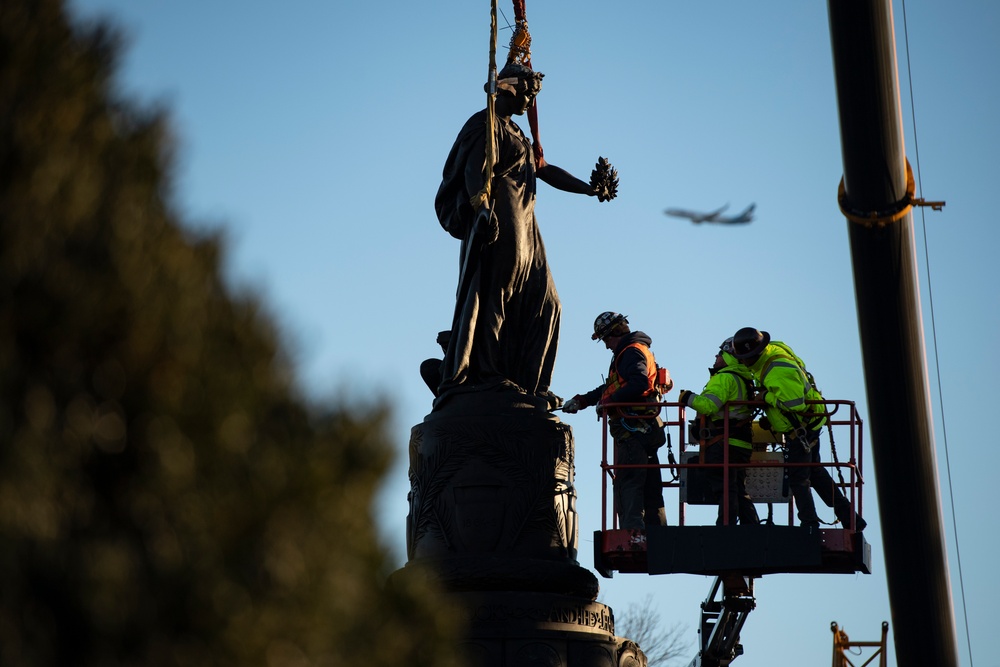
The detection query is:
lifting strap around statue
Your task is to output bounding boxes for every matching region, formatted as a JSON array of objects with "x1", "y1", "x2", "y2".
[
  {"x1": 470, "y1": 0, "x2": 500, "y2": 212},
  {"x1": 473, "y1": 0, "x2": 548, "y2": 214},
  {"x1": 509, "y1": 0, "x2": 545, "y2": 166}
]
